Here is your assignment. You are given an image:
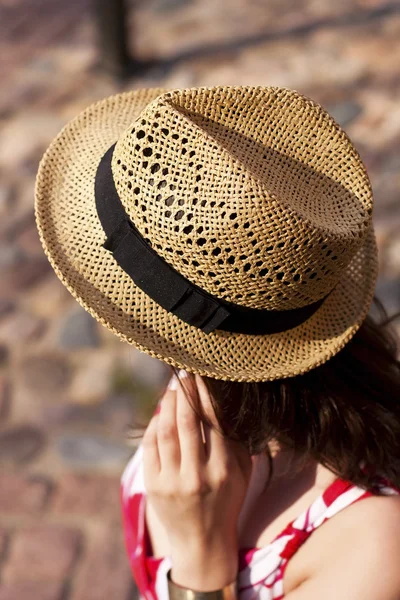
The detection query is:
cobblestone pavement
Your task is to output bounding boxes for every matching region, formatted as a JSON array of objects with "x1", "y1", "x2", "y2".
[{"x1": 1, "y1": 0, "x2": 400, "y2": 598}]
